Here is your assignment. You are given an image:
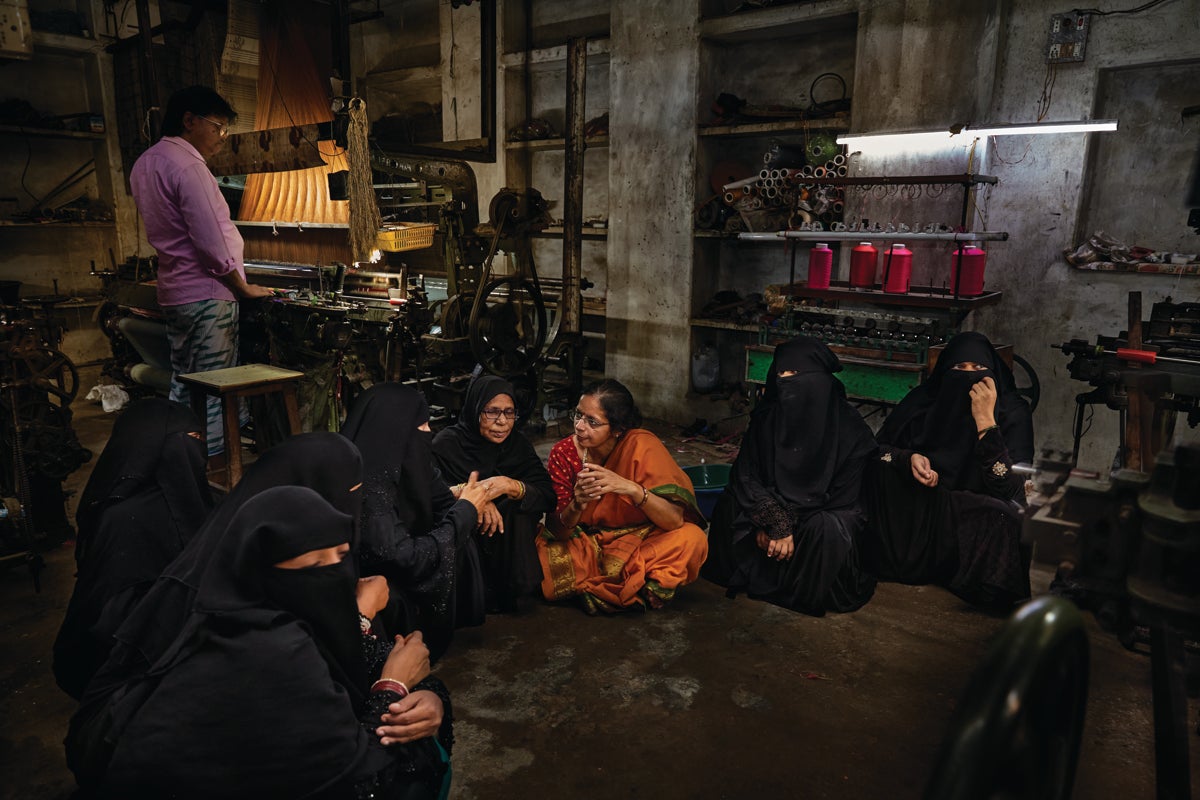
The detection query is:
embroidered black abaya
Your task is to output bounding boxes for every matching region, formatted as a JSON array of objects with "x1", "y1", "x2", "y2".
[
  {"x1": 66, "y1": 486, "x2": 451, "y2": 800},
  {"x1": 433, "y1": 375, "x2": 555, "y2": 612},
  {"x1": 341, "y1": 383, "x2": 480, "y2": 660},
  {"x1": 702, "y1": 337, "x2": 877, "y2": 614},
  {"x1": 863, "y1": 331, "x2": 1035, "y2": 606},
  {"x1": 53, "y1": 399, "x2": 212, "y2": 700}
]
